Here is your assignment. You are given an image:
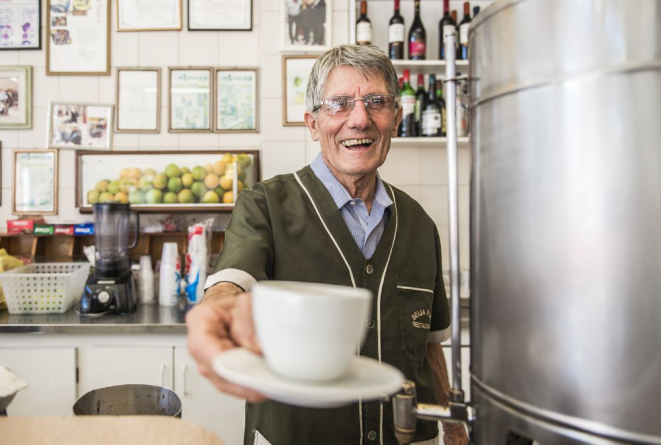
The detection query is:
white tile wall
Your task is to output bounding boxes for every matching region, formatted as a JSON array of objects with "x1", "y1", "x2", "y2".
[{"x1": 0, "y1": 0, "x2": 470, "y2": 267}]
